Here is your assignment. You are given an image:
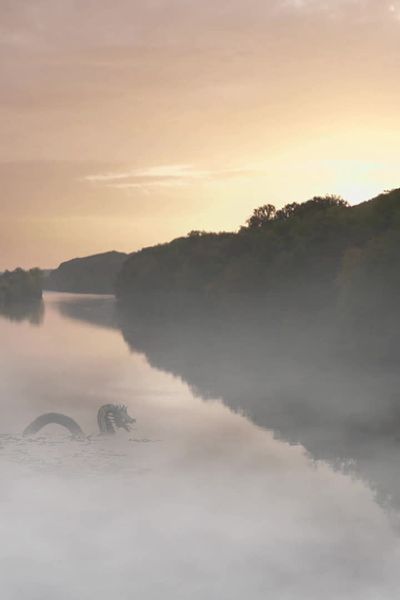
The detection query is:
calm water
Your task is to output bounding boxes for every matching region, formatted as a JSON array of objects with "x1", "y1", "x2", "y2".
[{"x1": 0, "y1": 292, "x2": 399, "y2": 599}]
